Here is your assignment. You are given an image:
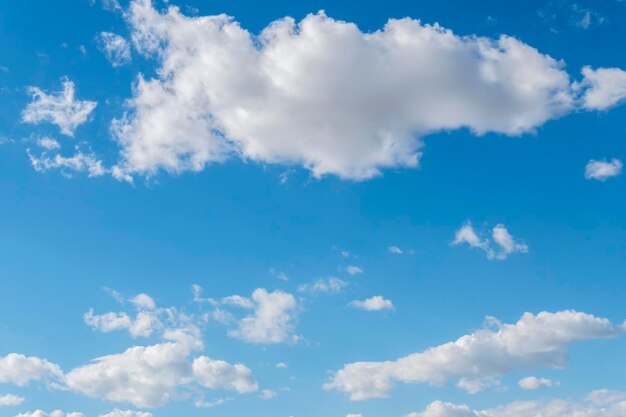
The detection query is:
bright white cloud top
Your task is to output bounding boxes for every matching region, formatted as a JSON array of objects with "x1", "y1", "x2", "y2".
[
  {"x1": 109, "y1": 0, "x2": 584, "y2": 180},
  {"x1": 325, "y1": 310, "x2": 625, "y2": 400},
  {"x1": 227, "y1": 288, "x2": 299, "y2": 344}
]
